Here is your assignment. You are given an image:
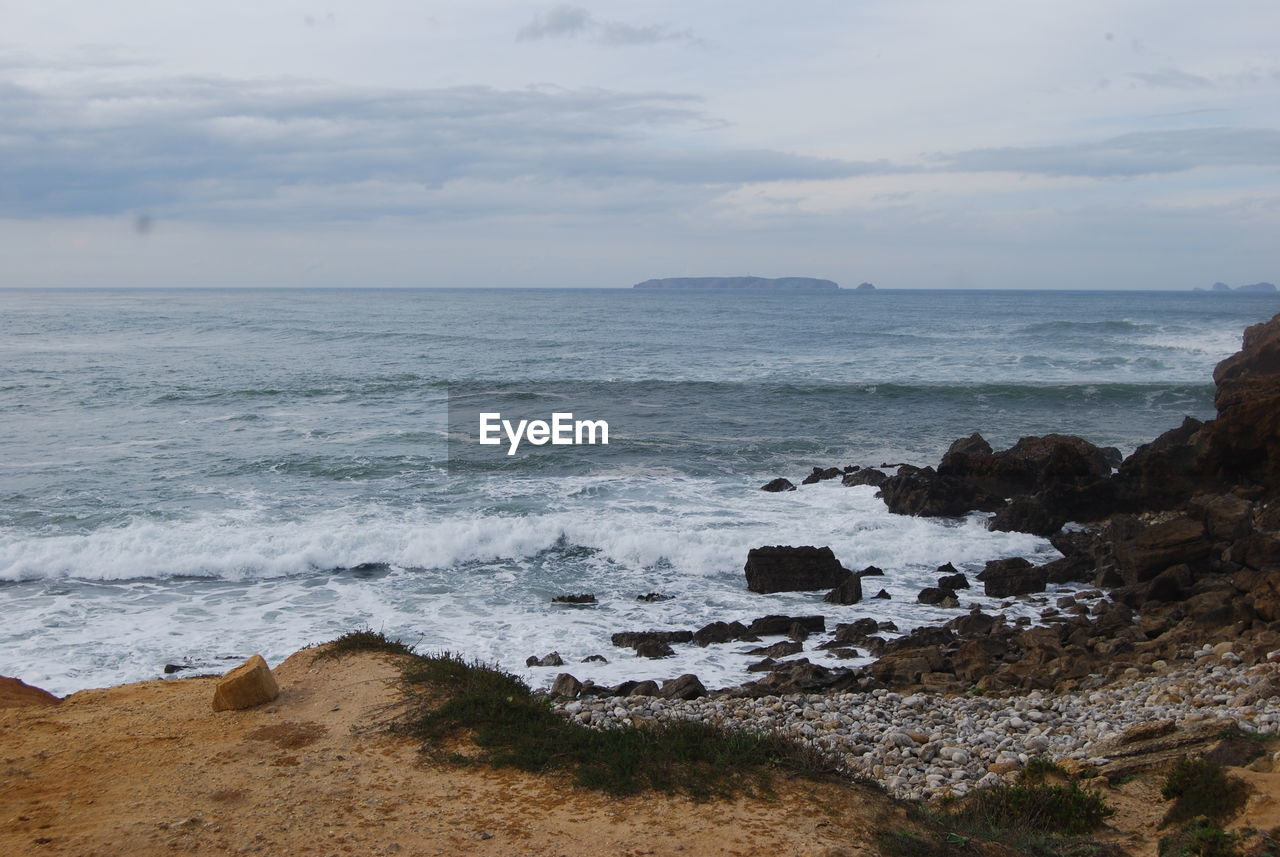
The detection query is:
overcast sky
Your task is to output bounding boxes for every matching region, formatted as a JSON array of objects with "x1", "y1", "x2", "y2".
[{"x1": 3, "y1": 1, "x2": 1278, "y2": 288}]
